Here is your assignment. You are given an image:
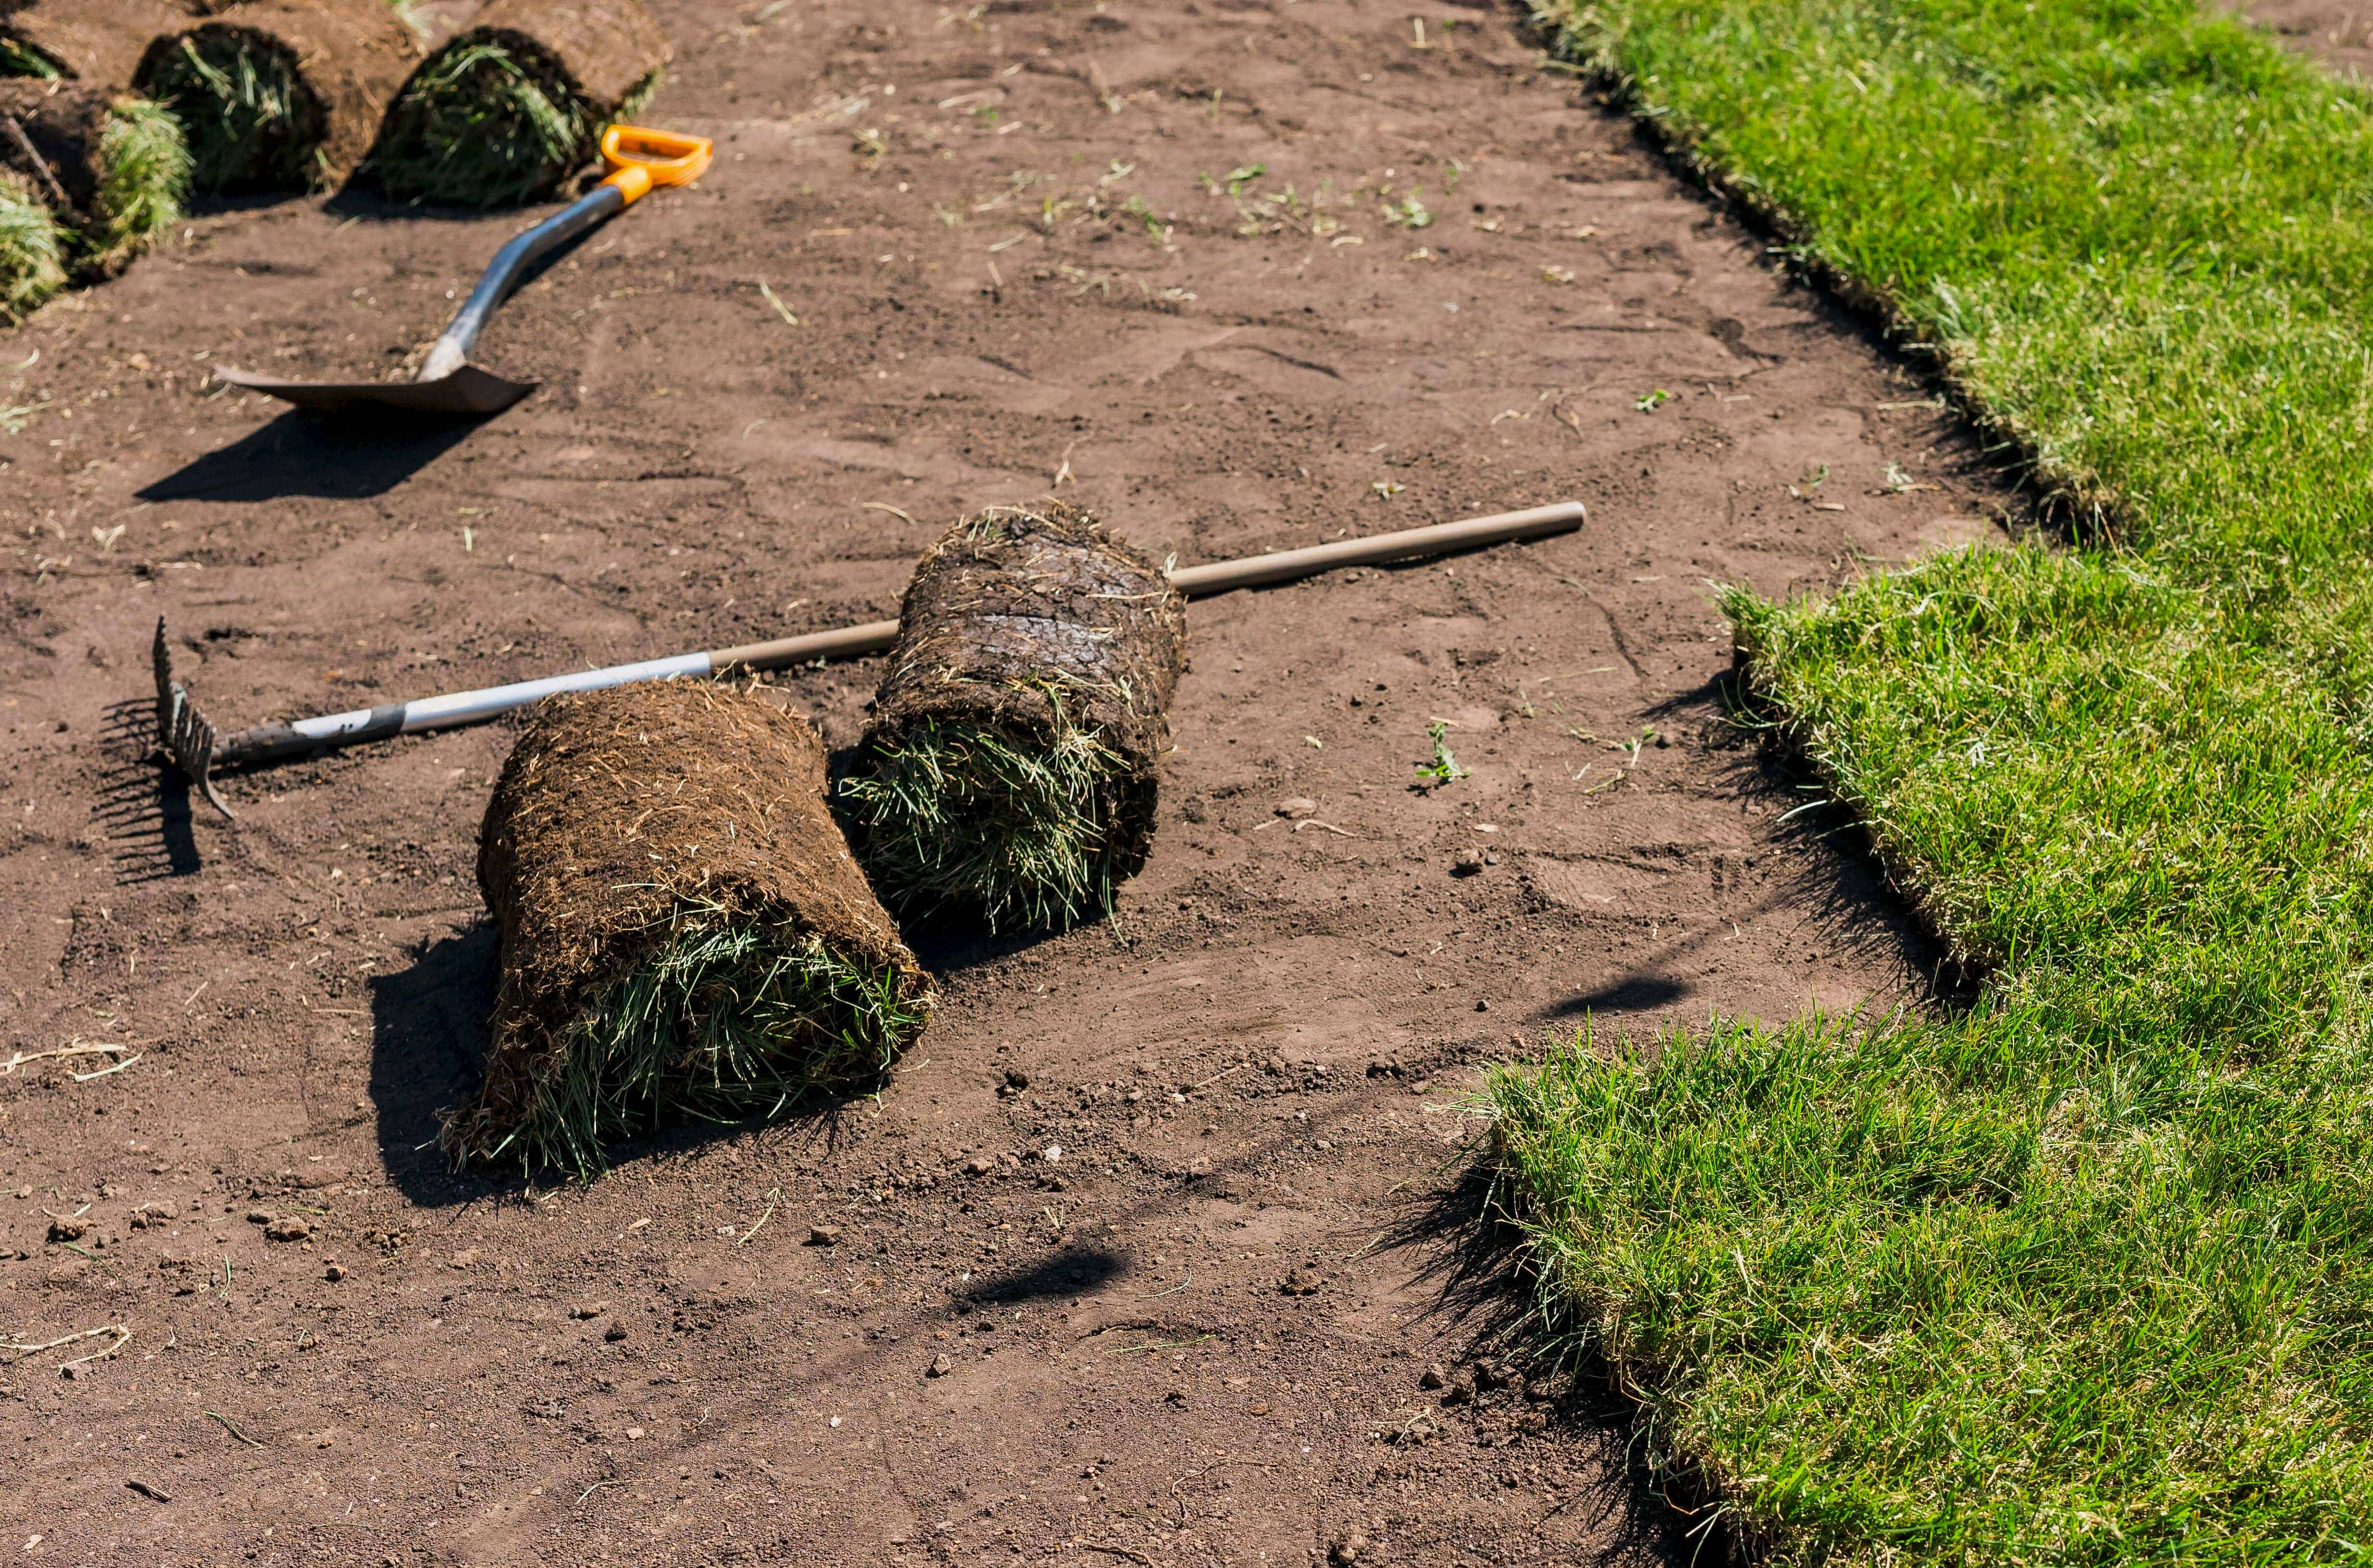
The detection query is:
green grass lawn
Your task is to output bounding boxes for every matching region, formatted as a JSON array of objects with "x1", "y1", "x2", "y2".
[{"x1": 1488, "y1": 0, "x2": 2373, "y2": 1560}]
